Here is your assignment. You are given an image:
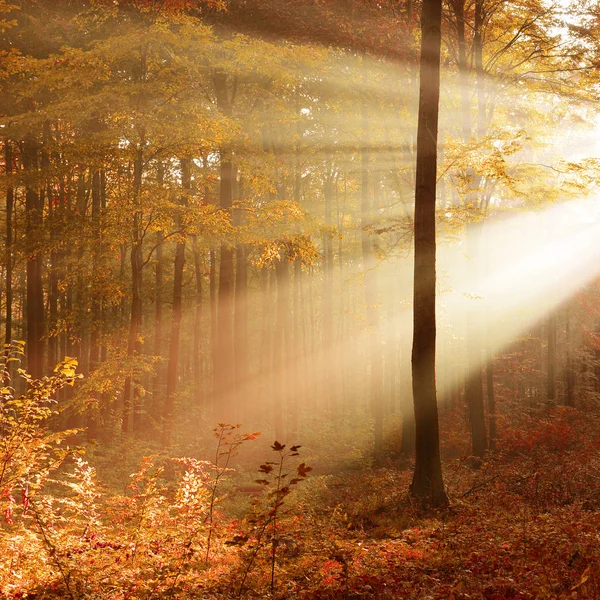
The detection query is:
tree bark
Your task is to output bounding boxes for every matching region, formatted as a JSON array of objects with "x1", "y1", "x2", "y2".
[
  {"x1": 153, "y1": 230, "x2": 164, "y2": 402},
  {"x1": 213, "y1": 71, "x2": 236, "y2": 422},
  {"x1": 209, "y1": 246, "x2": 218, "y2": 406},
  {"x1": 122, "y1": 148, "x2": 144, "y2": 436},
  {"x1": 452, "y1": 0, "x2": 471, "y2": 141},
  {"x1": 234, "y1": 177, "x2": 249, "y2": 418},
  {"x1": 360, "y1": 62, "x2": 384, "y2": 462},
  {"x1": 273, "y1": 257, "x2": 288, "y2": 441},
  {"x1": 4, "y1": 139, "x2": 13, "y2": 373},
  {"x1": 153, "y1": 162, "x2": 166, "y2": 407},
  {"x1": 22, "y1": 135, "x2": 45, "y2": 380},
  {"x1": 322, "y1": 164, "x2": 335, "y2": 413},
  {"x1": 466, "y1": 224, "x2": 487, "y2": 457},
  {"x1": 565, "y1": 304, "x2": 575, "y2": 407},
  {"x1": 456, "y1": 0, "x2": 487, "y2": 457},
  {"x1": 87, "y1": 168, "x2": 102, "y2": 440},
  {"x1": 486, "y1": 347, "x2": 496, "y2": 450},
  {"x1": 163, "y1": 157, "x2": 189, "y2": 447},
  {"x1": 192, "y1": 235, "x2": 203, "y2": 405},
  {"x1": 547, "y1": 310, "x2": 557, "y2": 403},
  {"x1": 409, "y1": 0, "x2": 448, "y2": 507}
]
